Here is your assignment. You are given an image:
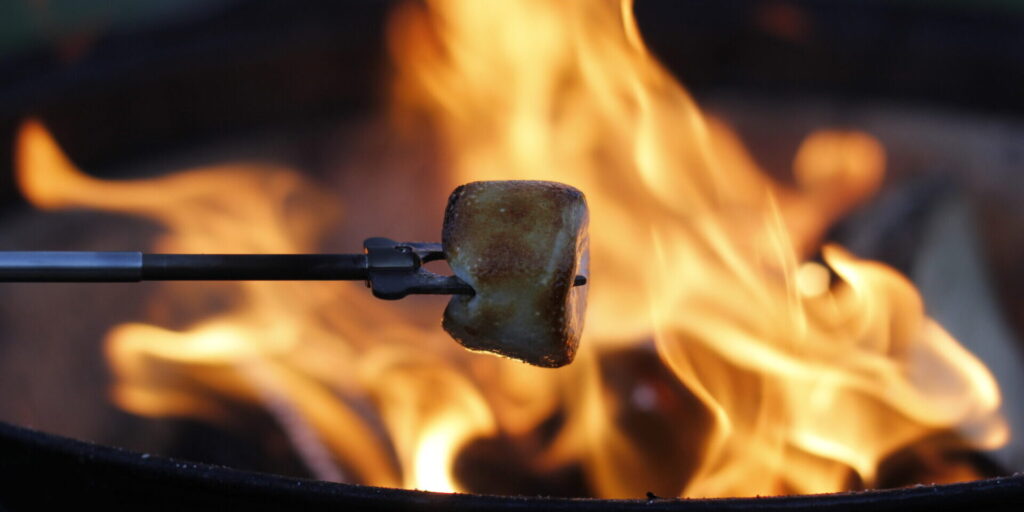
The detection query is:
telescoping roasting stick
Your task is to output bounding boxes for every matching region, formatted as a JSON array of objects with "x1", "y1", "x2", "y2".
[{"x1": 0, "y1": 238, "x2": 586, "y2": 300}]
